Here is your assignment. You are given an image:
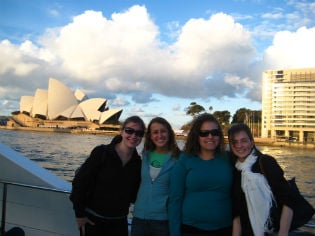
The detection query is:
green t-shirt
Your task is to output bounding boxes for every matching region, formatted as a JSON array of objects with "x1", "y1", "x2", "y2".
[{"x1": 149, "y1": 151, "x2": 170, "y2": 168}]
